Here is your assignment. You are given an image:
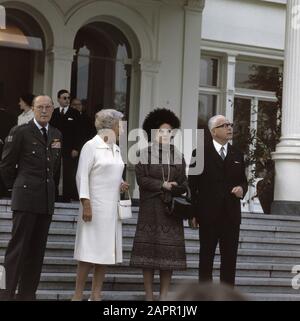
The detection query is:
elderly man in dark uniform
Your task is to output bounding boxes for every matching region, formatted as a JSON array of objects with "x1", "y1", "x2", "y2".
[
  {"x1": 0, "y1": 95, "x2": 62, "y2": 301},
  {"x1": 189, "y1": 115, "x2": 248, "y2": 286}
]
